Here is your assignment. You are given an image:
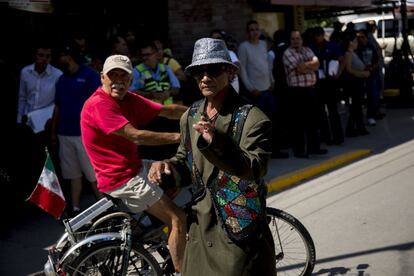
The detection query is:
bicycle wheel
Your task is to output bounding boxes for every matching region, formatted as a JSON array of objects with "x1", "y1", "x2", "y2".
[
  {"x1": 266, "y1": 207, "x2": 316, "y2": 276},
  {"x1": 63, "y1": 240, "x2": 163, "y2": 276}
]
